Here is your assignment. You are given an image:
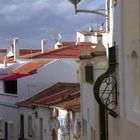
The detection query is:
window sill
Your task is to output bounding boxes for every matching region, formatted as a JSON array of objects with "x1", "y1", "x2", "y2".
[{"x1": 0, "y1": 92, "x2": 18, "y2": 97}]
